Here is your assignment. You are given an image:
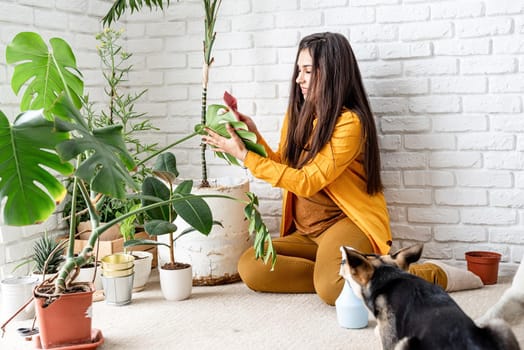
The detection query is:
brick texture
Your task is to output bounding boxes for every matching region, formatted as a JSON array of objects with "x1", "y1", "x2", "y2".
[{"x1": 0, "y1": 0, "x2": 523, "y2": 277}]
